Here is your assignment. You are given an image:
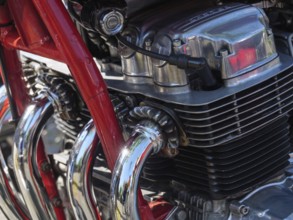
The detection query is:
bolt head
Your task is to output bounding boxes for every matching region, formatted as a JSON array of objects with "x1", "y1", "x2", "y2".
[
  {"x1": 239, "y1": 205, "x2": 250, "y2": 215},
  {"x1": 100, "y1": 10, "x2": 124, "y2": 36},
  {"x1": 176, "y1": 210, "x2": 187, "y2": 220}
]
